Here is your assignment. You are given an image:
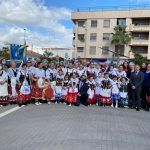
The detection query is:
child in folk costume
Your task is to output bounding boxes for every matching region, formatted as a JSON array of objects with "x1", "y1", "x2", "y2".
[
  {"x1": 87, "y1": 84, "x2": 96, "y2": 105},
  {"x1": 118, "y1": 77, "x2": 129, "y2": 108},
  {"x1": 87, "y1": 63, "x2": 95, "y2": 78},
  {"x1": 70, "y1": 73, "x2": 79, "y2": 85},
  {"x1": 0, "y1": 64, "x2": 9, "y2": 106},
  {"x1": 67, "y1": 82, "x2": 78, "y2": 106},
  {"x1": 95, "y1": 72, "x2": 103, "y2": 105},
  {"x1": 61, "y1": 75, "x2": 69, "y2": 103},
  {"x1": 55, "y1": 78, "x2": 62, "y2": 104},
  {"x1": 111, "y1": 75, "x2": 120, "y2": 108},
  {"x1": 42, "y1": 80, "x2": 55, "y2": 105},
  {"x1": 99, "y1": 73, "x2": 112, "y2": 106},
  {"x1": 17, "y1": 64, "x2": 31, "y2": 106}
]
